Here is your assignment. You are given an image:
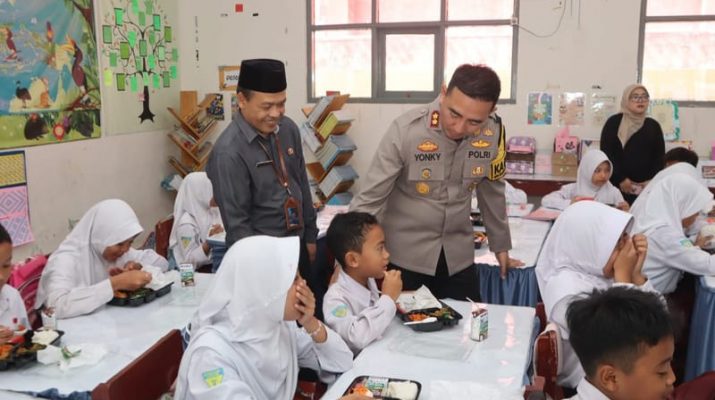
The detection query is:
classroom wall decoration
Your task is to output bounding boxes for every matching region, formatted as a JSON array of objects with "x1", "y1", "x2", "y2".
[
  {"x1": 527, "y1": 92, "x2": 552, "y2": 125},
  {"x1": 648, "y1": 99, "x2": 680, "y2": 141},
  {"x1": 0, "y1": 151, "x2": 34, "y2": 247},
  {"x1": 0, "y1": 0, "x2": 101, "y2": 150},
  {"x1": 590, "y1": 93, "x2": 617, "y2": 127},
  {"x1": 99, "y1": 0, "x2": 179, "y2": 135},
  {"x1": 558, "y1": 92, "x2": 585, "y2": 126}
]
